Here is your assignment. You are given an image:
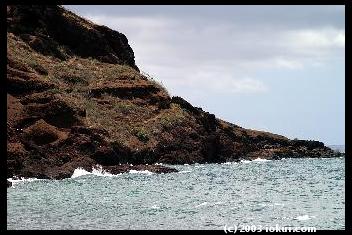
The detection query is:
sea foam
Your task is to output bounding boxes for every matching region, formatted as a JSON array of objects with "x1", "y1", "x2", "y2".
[
  {"x1": 240, "y1": 158, "x2": 271, "y2": 163},
  {"x1": 71, "y1": 165, "x2": 116, "y2": 178},
  {"x1": 252, "y1": 158, "x2": 271, "y2": 162},
  {"x1": 129, "y1": 170, "x2": 153, "y2": 175},
  {"x1": 7, "y1": 177, "x2": 42, "y2": 186}
]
